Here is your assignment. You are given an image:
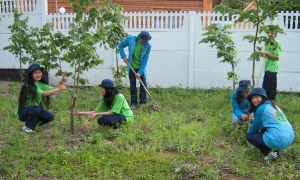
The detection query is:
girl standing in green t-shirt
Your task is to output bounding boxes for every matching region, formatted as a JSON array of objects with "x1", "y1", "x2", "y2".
[
  {"x1": 18, "y1": 64, "x2": 67, "y2": 133},
  {"x1": 74, "y1": 79, "x2": 133, "y2": 128}
]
